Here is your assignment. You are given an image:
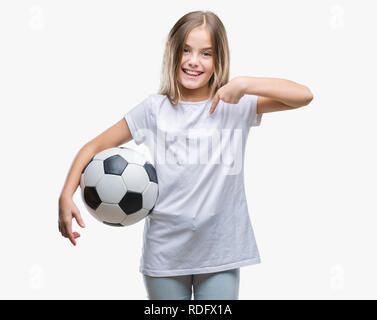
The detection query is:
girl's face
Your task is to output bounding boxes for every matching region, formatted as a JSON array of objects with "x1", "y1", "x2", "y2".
[{"x1": 177, "y1": 26, "x2": 214, "y2": 99}]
